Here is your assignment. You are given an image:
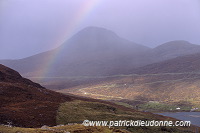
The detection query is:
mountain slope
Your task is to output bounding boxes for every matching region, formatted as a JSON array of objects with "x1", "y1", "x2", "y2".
[
  {"x1": 60, "y1": 72, "x2": 200, "y2": 109},
  {"x1": 134, "y1": 52, "x2": 200, "y2": 74},
  {"x1": 1, "y1": 64, "x2": 193, "y2": 133},
  {"x1": 0, "y1": 27, "x2": 152, "y2": 77},
  {"x1": 31, "y1": 40, "x2": 200, "y2": 91},
  {"x1": 0, "y1": 64, "x2": 73, "y2": 127}
]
